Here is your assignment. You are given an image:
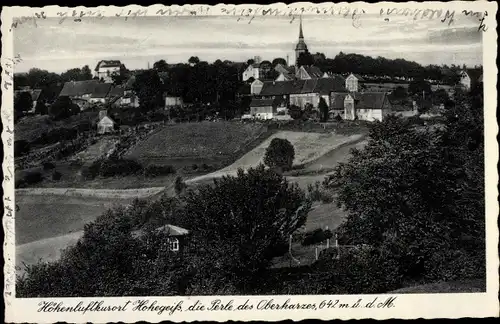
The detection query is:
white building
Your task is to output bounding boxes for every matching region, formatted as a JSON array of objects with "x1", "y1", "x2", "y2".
[{"x1": 94, "y1": 60, "x2": 122, "y2": 82}]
